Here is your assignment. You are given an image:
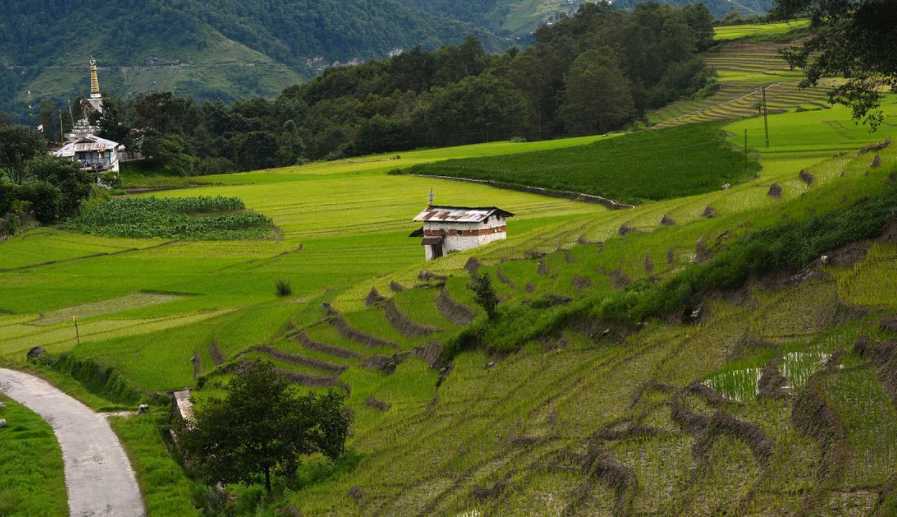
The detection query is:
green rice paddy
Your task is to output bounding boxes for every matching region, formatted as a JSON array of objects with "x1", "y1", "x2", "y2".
[{"x1": 3, "y1": 75, "x2": 897, "y2": 513}]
